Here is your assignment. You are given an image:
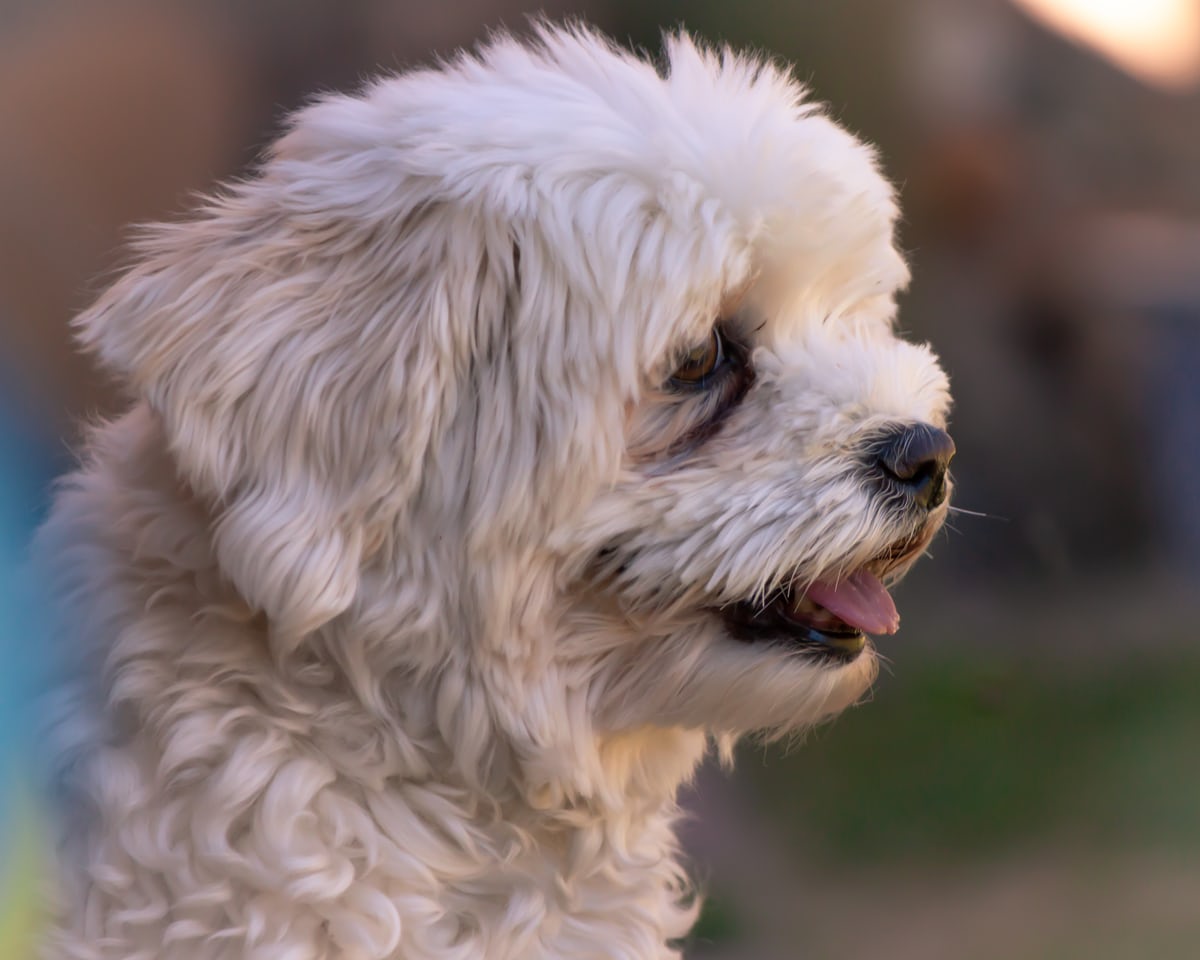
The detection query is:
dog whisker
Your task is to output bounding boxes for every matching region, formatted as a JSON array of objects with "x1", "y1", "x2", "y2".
[{"x1": 946, "y1": 505, "x2": 1007, "y2": 521}]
